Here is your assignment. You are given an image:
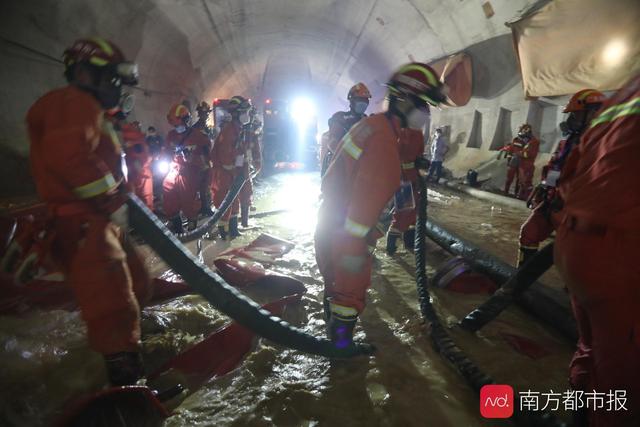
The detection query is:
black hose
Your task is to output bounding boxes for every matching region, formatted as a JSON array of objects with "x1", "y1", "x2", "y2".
[
  {"x1": 423, "y1": 220, "x2": 577, "y2": 342},
  {"x1": 460, "y1": 243, "x2": 554, "y2": 333},
  {"x1": 175, "y1": 173, "x2": 246, "y2": 242},
  {"x1": 414, "y1": 174, "x2": 566, "y2": 427},
  {"x1": 127, "y1": 194, "x2": 374, "y2": 358}
]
